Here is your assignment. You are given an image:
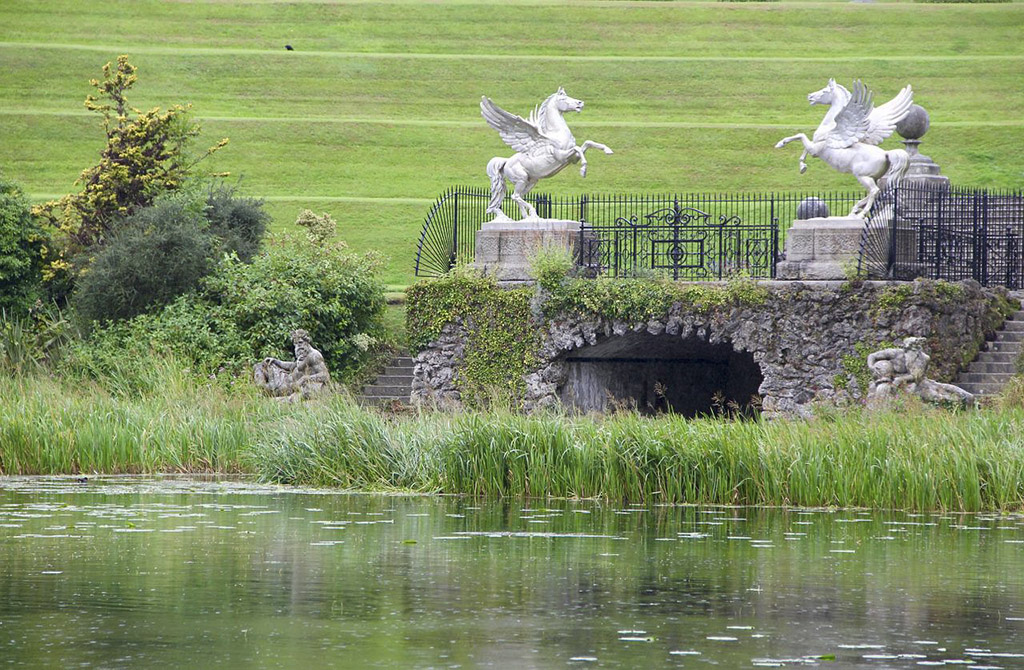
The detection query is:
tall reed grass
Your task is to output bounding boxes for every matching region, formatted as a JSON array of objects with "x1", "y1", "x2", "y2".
[
  {"x1": 252, "y1": 401, "x2": 1024, "y2": 512},
  {"x1": 0, "y1": 369, "x2": 290, "y2": 474},
  {"x1": 6, "y1": 363, "x2": 1024, "y2": 511}
]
